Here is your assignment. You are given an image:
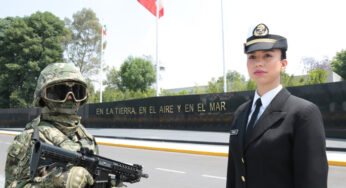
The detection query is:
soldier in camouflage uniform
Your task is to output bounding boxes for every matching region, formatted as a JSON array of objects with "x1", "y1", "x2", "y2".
[{"x1": 5, "y1": 63, "x2": 101, "y2": 187}]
